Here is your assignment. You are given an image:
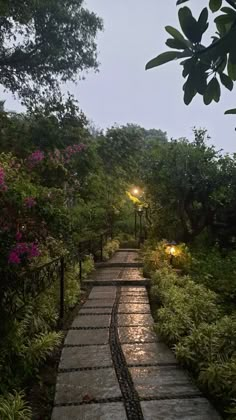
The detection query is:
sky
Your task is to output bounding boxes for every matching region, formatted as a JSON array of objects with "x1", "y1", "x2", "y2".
[{"x1": 2, "y1": 0, "x2": 236, "y2": 153}]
